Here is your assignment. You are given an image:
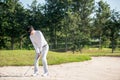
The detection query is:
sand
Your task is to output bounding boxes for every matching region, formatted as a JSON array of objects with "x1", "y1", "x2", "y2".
[{"x1": 0, "y1": 57, "x2": 120, "y2": 80}]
